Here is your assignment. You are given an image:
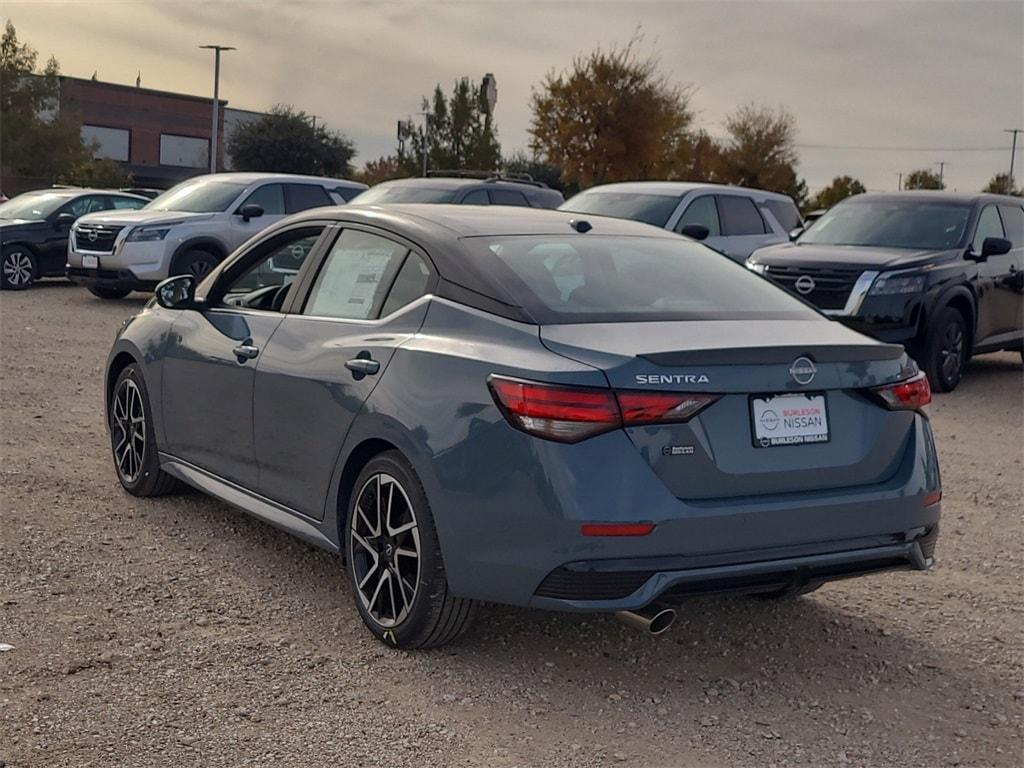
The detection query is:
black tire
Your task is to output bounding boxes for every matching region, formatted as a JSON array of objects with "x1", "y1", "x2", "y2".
[
  {"x1": 89, "y1": 286, "x2": 132, "y2": 300},
  {"x1": 1, "y1": 245, "x2": 36, "y2": 290},
  {"x1": 922, "y1": 306, "x2": 969, "y2": 393},
  {"x1": 171, "y1": 249, "x2": 218, "y2": 280},
  {"x1": 345, "y1": 450, "x2": 477, "y2": 649},
  {"x1": 109, "y1": 364, "x2": 180, "y2": 497},
  {"x1": 752, "y1": 581, "x2": 824, "y2": 600}
]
